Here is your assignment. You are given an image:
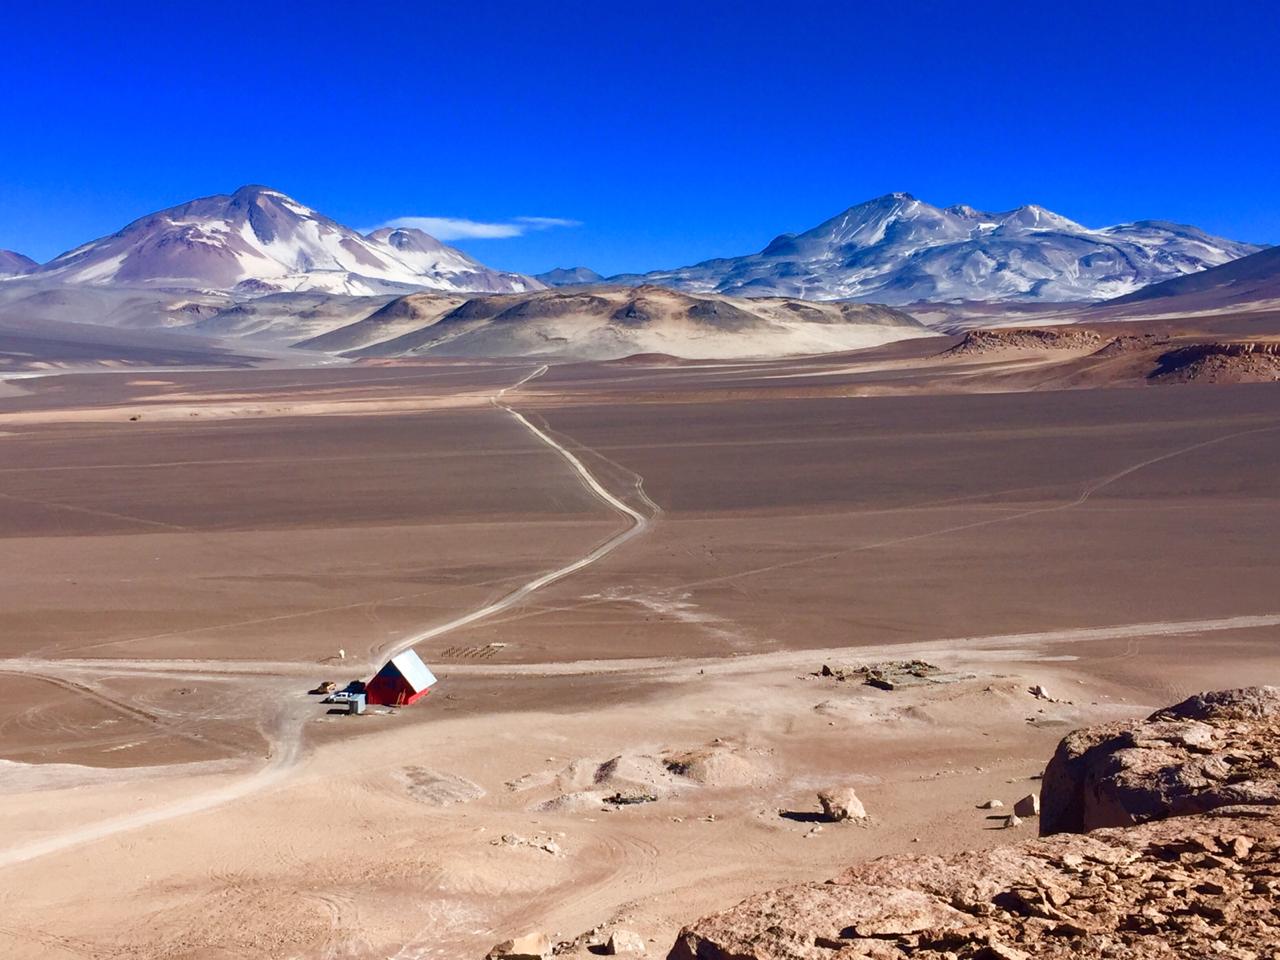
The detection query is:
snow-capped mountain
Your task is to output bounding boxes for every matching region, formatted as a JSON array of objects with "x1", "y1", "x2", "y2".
[
  {"x1": 615, "y1": 193, "x2": 1261, "y2": 304},
  {"x1": 0, "y1": 250, "x2": 36, "y2": 277},
  {"x1": 32, "y1": 185, "x2": 542, "y2": 297}
]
